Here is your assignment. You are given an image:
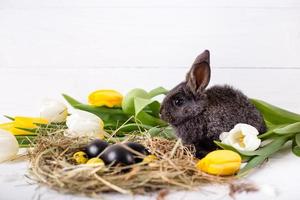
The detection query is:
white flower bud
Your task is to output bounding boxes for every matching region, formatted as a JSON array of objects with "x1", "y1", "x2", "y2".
[
  {"x1": 219, "y1": 123, "x2": 261, "y2": 151},
  {"x1": 66, "y1": 110, "x2": 104, "y2": 138},
  {"x1": 0, "y1": 130, "x2": 19, "y2": 163},
  {"x1": 40, "y1": 99, "x2": 68, "y2": 123}
]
